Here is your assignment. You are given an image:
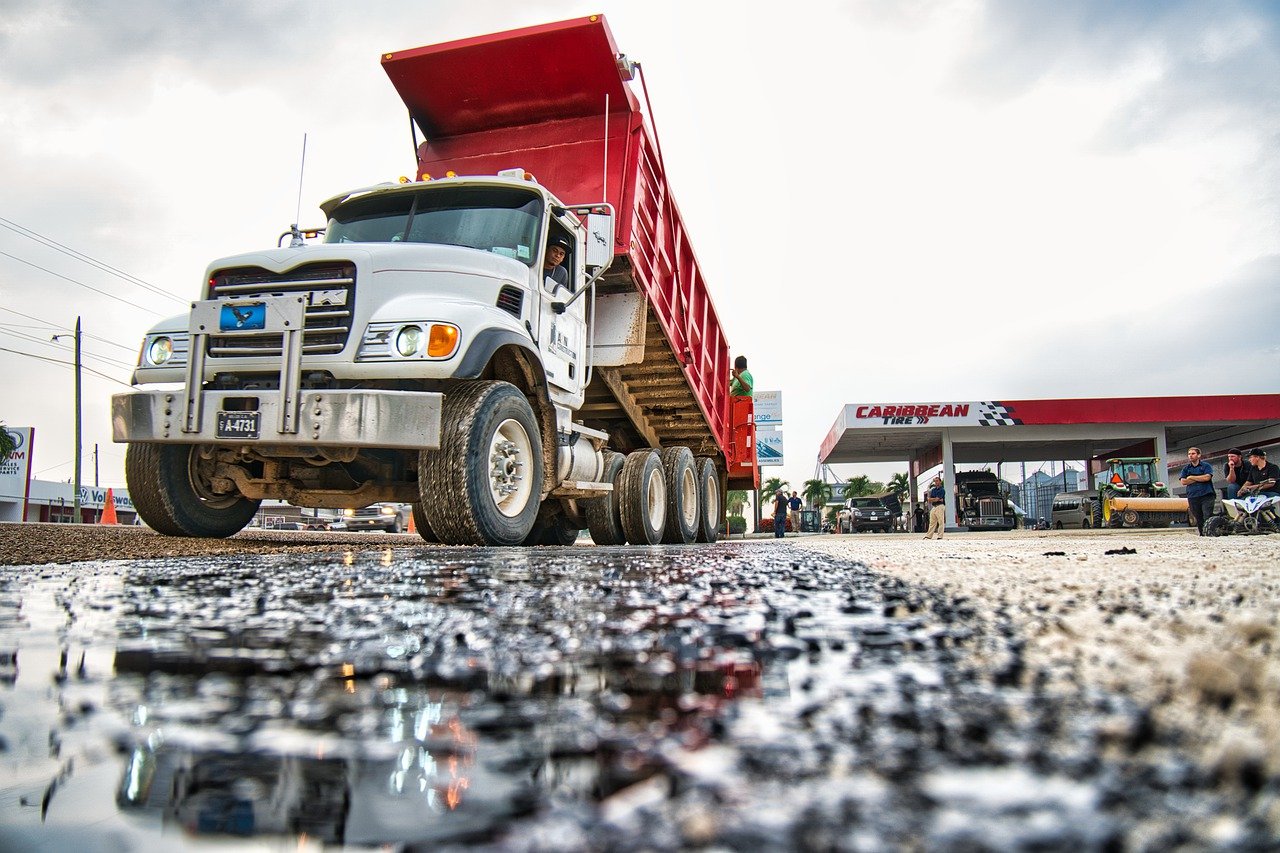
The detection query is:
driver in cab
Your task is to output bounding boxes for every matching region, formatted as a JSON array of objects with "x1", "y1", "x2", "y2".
[{"x1": 544, "y1": 235, "x2": 571, "y2": 292}]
